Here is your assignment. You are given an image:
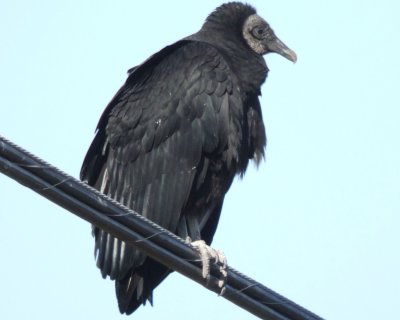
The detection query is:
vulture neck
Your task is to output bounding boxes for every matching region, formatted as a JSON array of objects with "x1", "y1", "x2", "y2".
[{"x1": 190, "y1": 27, "x2": 268, "y2": 95}]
